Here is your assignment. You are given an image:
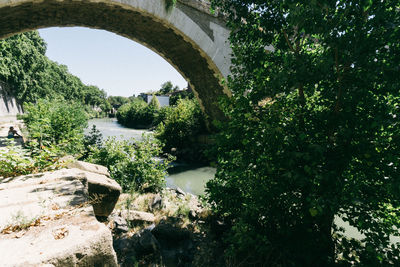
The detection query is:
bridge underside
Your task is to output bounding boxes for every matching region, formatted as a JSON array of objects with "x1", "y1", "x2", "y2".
[{"x1": 0, "y1": 0, "x2": 229, "y2": 123}]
